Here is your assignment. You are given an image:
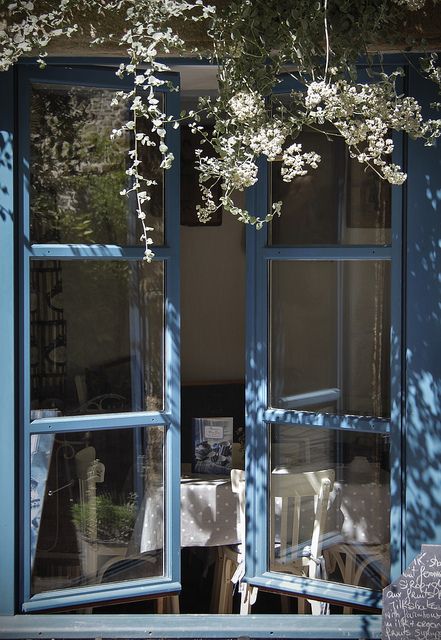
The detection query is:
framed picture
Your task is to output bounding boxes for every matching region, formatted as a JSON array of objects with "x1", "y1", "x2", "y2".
[{"x1": 192, "y1": 417, "x2": 233, "y2": 475}]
